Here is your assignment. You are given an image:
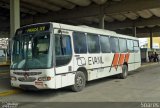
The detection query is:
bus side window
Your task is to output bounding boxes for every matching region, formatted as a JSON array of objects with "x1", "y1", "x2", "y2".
[
  {"x1": 55, "y1": 35, "x2": 72, "y2": 66},
  {"x1": 110, "y1": 37, "x2": 119, "y2": 53},
  {"x1": 87, "y1": 34, "x2": 100, "y2": 53},
  {"x1": 100, "y1": 35, "x2": 111, "y2": 53},
  {"x1": 134, "y1": 40, "x2": 139, "y2": 53},
  {"x1": 55, "y1": 36, "x2": 61, "y2": 55},
  {"x1": 127, "y1": 39, "x2": 134, "y2": 53},
  {"x1": 119, "y1": 38, "x2": 127, "y2": 53},
  {"x1": 73, "y1": 32, "x2": 87, "y2": 54}
]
